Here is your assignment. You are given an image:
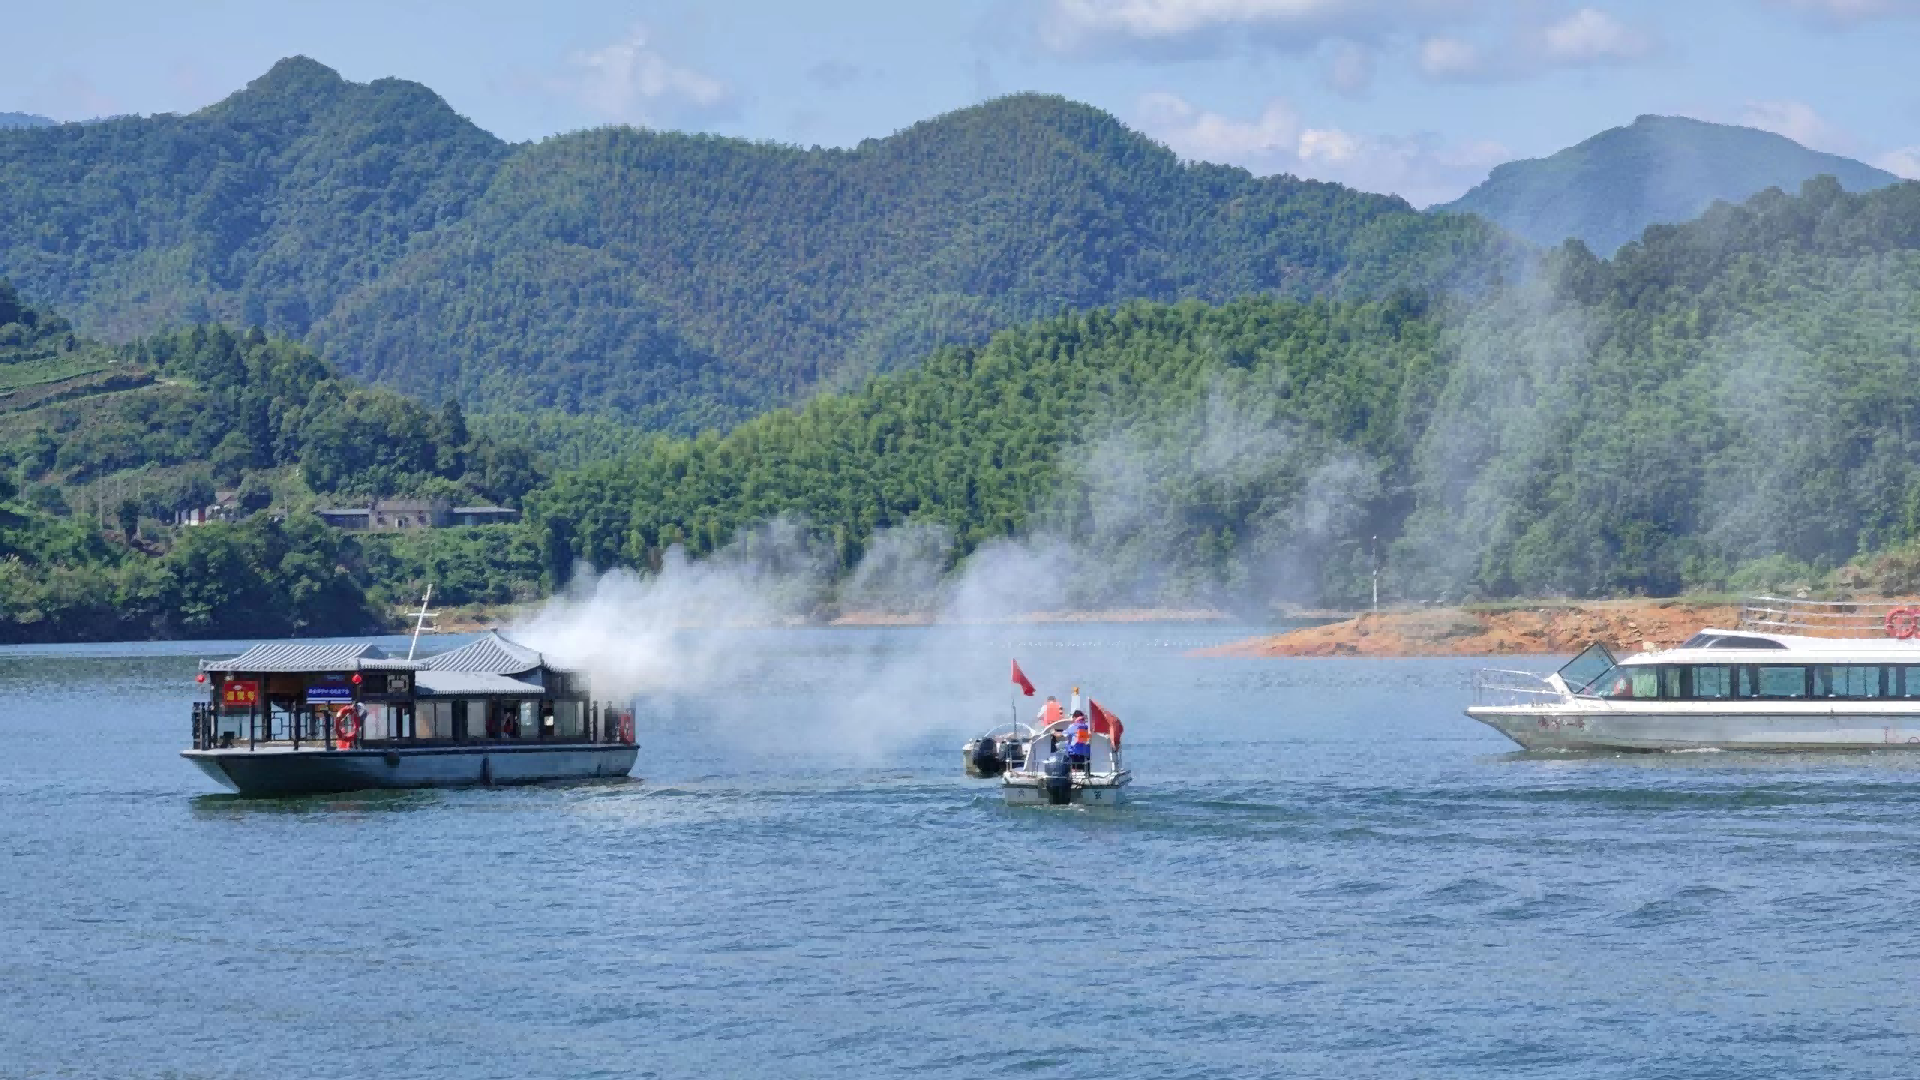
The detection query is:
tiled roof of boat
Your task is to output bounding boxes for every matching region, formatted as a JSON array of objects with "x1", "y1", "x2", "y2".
[
  {"x1": 417, "y1": 631, "x2": 548, "y2": 674},
  {"x1": 415, "y1": 671, "x2": 545, "y2": 697},
  {"x1": 200, "y1": 642, "x2": 418, "y2": 673}
]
